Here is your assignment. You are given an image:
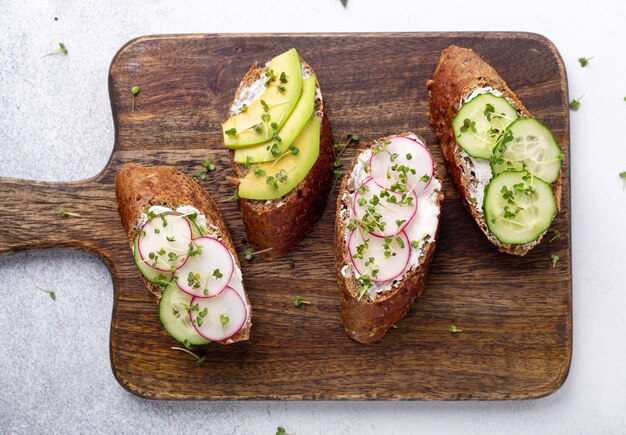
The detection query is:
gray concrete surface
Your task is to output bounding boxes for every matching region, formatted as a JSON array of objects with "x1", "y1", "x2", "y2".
[{"x1": 1, "y1": 0, "x2": 626, "y2": 434}]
